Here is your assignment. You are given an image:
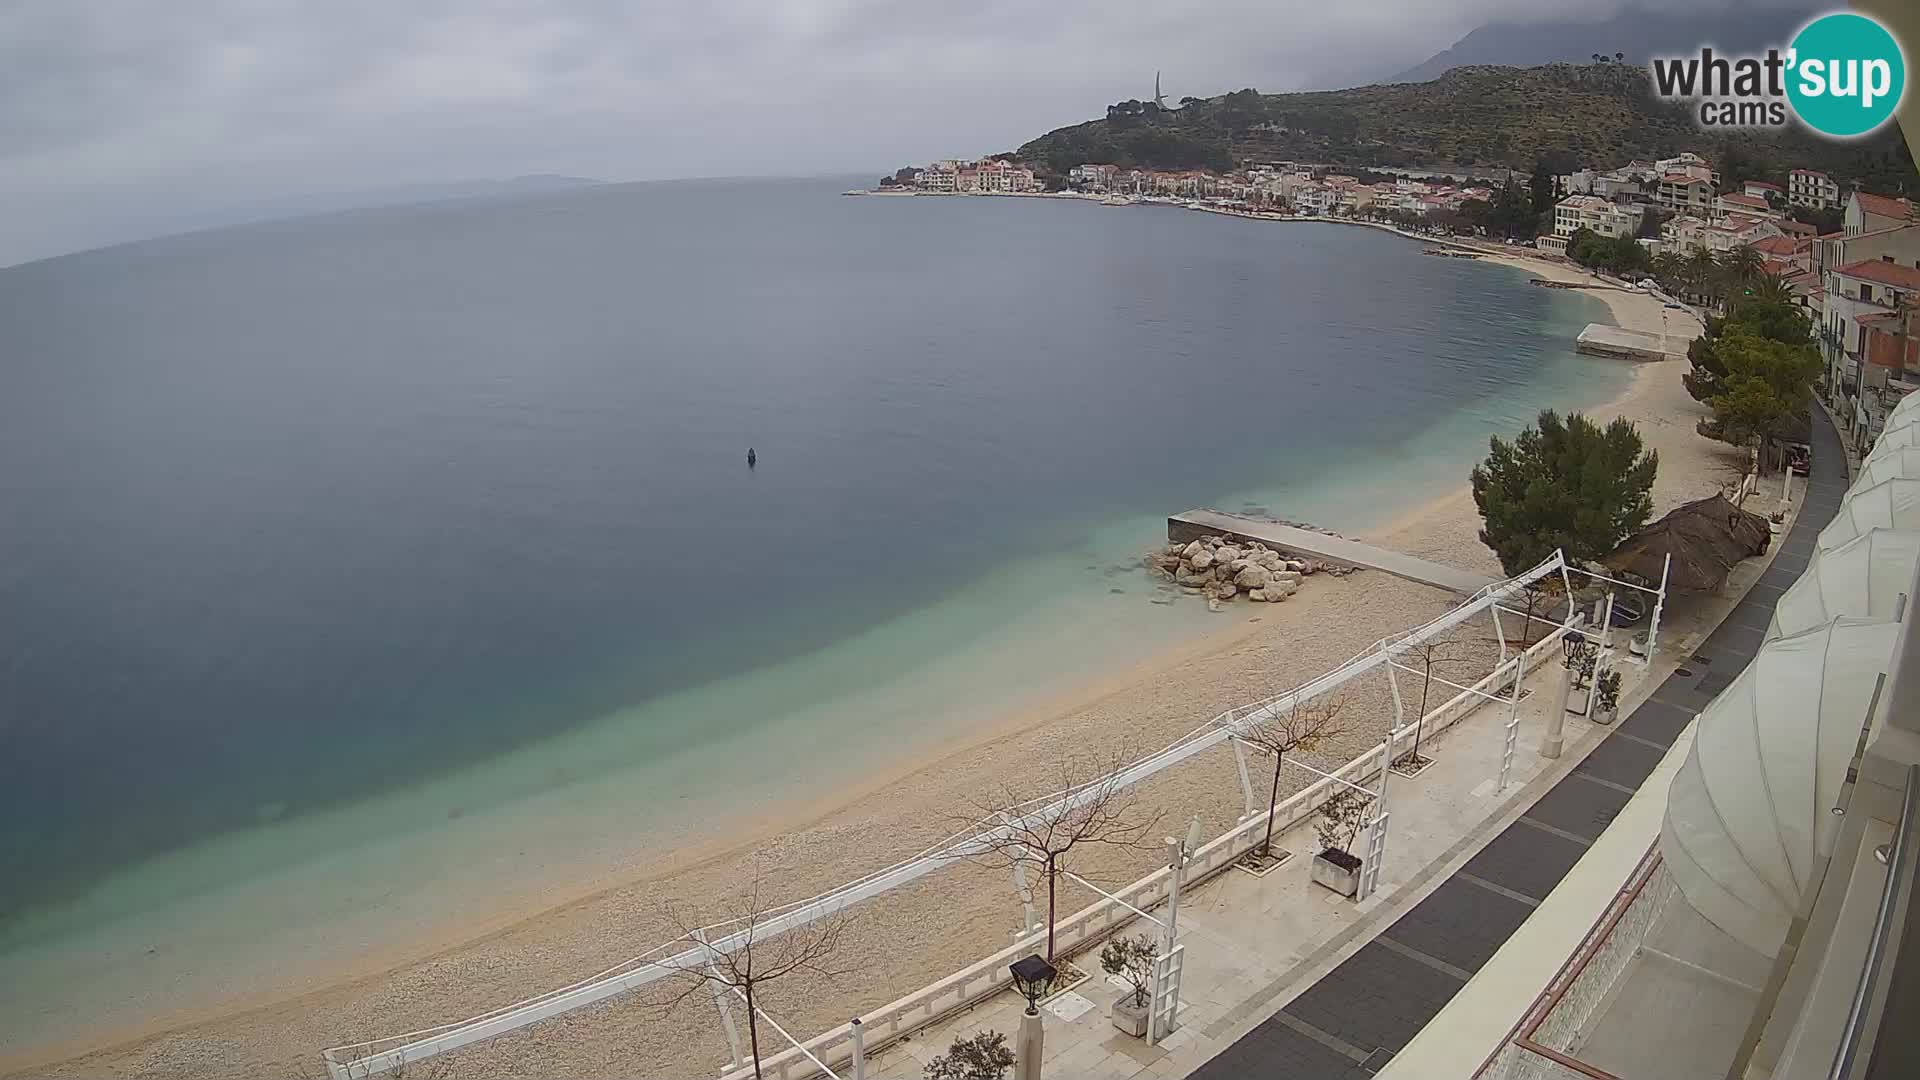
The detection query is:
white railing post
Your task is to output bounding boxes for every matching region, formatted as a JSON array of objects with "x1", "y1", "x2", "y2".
[
  {"x1": 1360, "y1": 738, "x2": 1393, "y2": 900},
  {"x1": 694, "y1": 931, "x2": 745, "y2": 1073},
  {"x1": 1163, "y1": 837, "x2": 1185, "y2": 953},
  {"x1": 1231, "y1": 738, "x2": 1258, "y2": 820},
  {"x1": 1010, "y1": 855, "x2": 1038, "y2": 939},
  {"x1": 849, "y1": 1017, "x2": 865, "y2": 1080},
  {"x1": 1500, "y1": 647, "x2": 1528, "y2": 792},
  {"x1": 1645, "y1": 553, "x2": 1671, "y2": 659}
]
